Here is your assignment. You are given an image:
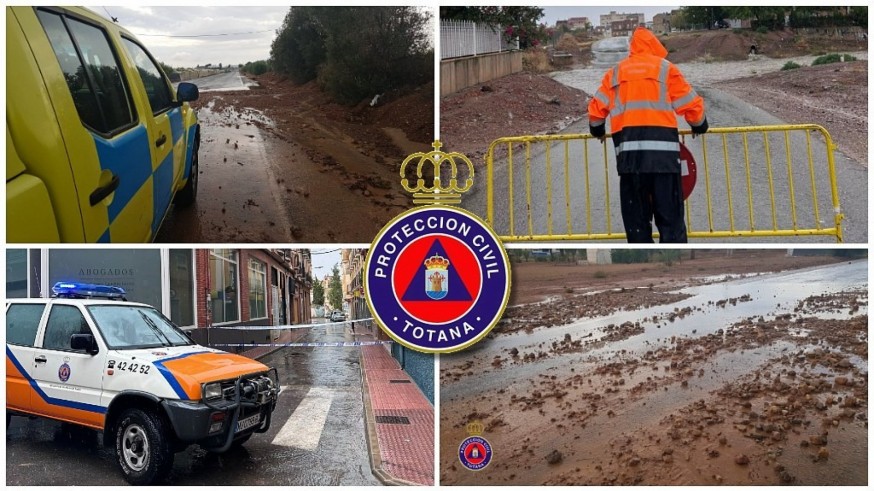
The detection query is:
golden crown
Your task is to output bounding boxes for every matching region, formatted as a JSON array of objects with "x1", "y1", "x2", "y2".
[
  {"x1": 400, "y1": 141, "x2": 474, "y2": 205},
  {"x1": 424, "y1": 254, "x2": 450, "y2": 270},
  {"x1": 466, "y1": 420, "x2": 484, "y2": 436}
]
